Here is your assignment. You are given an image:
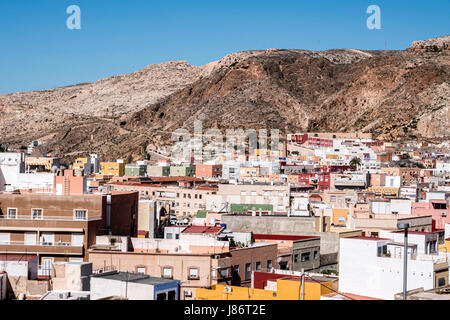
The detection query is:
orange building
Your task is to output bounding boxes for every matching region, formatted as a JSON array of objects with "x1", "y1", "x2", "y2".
[{"x1": 195, "y1": 164, "x2": 222, "y2": 179}]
